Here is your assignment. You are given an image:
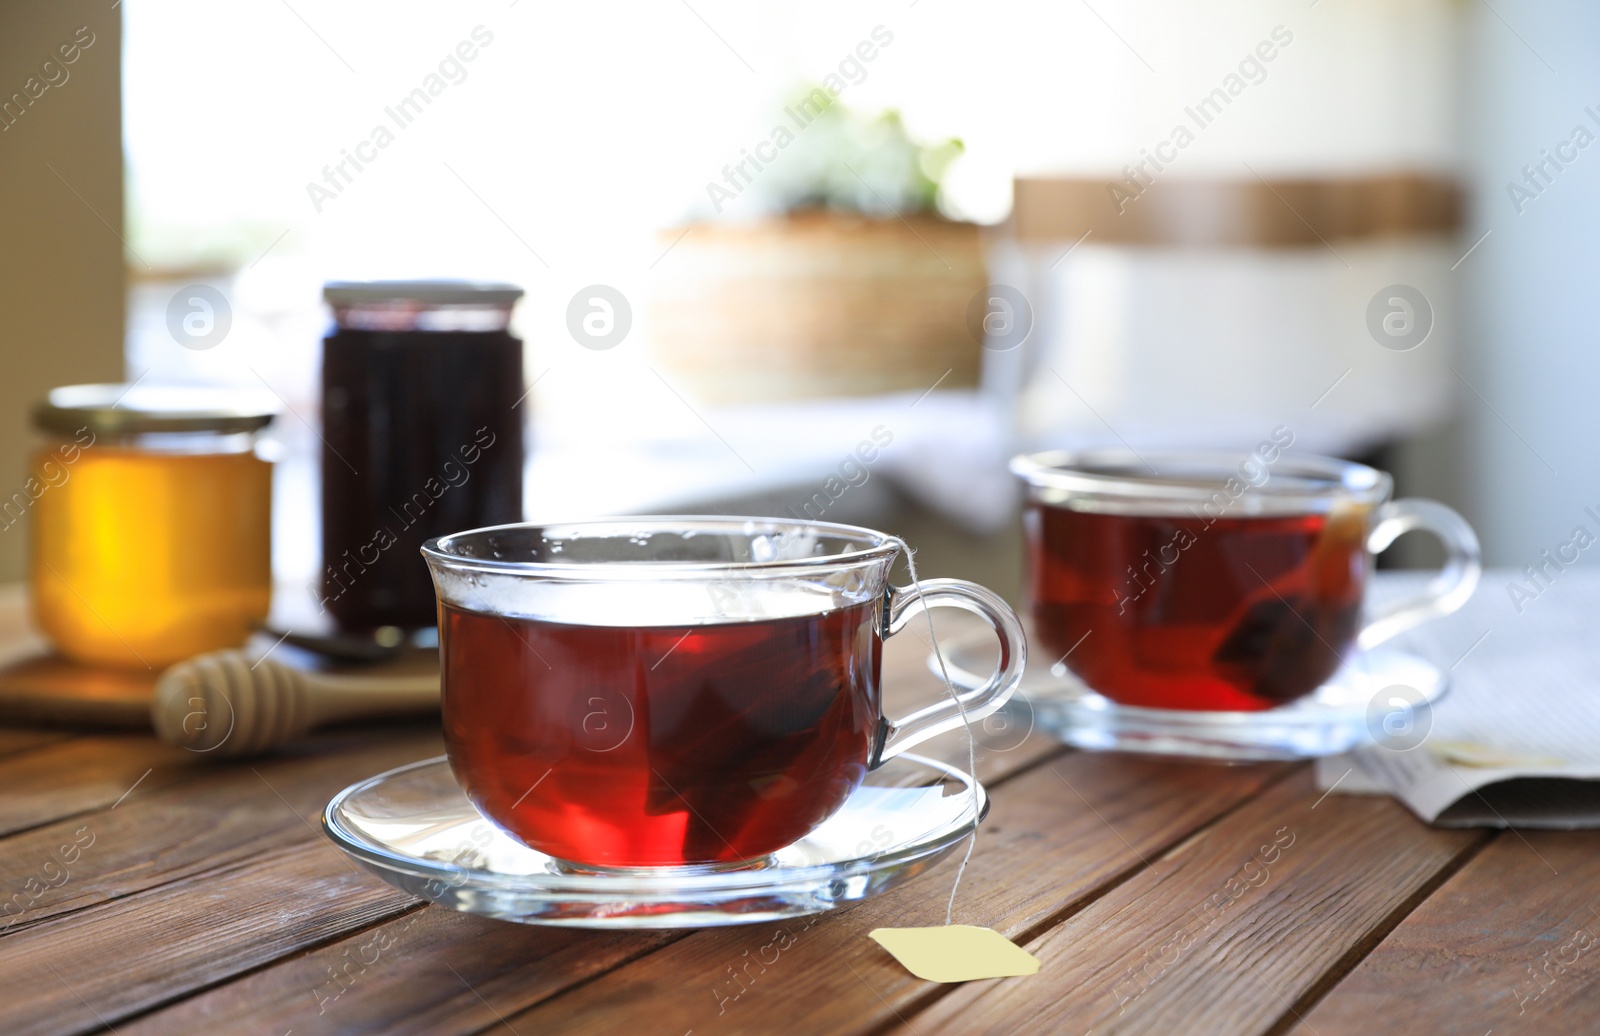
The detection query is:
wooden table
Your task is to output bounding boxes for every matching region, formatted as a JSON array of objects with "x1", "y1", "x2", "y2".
[{"x1": 1, "y1": 604, "x2": 1595, "y2": 1035}]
